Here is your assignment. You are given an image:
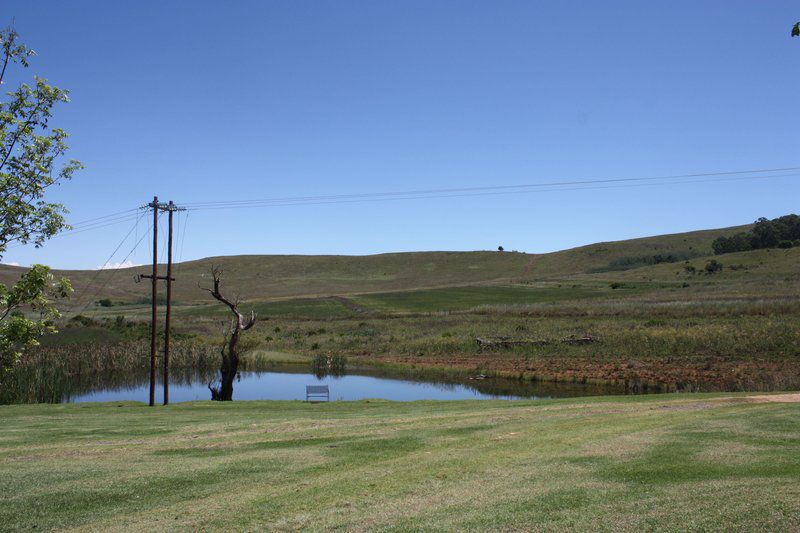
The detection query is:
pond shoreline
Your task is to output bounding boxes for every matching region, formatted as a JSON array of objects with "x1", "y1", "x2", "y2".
[{"x1": 63, "y1": 362, "x2": 634, "y2": 404}]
